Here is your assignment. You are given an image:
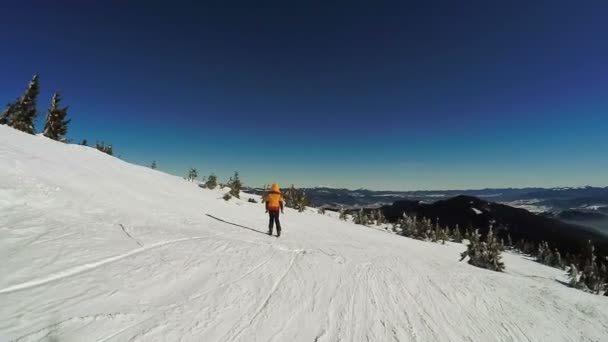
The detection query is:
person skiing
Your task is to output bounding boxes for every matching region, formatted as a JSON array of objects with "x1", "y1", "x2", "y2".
[{"x1": 265, "y1": 183, "x2": 284, "y2": 237}]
